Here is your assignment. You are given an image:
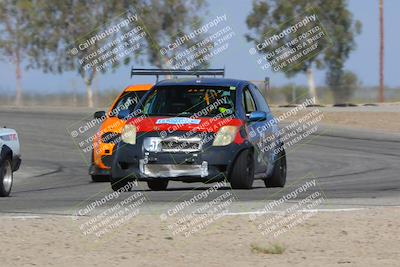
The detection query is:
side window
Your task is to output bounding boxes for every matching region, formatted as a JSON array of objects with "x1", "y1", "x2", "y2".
[
  {"x1": 250, "y1": 84, "x2": 270, "y2": 113},
  {"x1": 143, "y1": 91, "x2": 157, "y2": 114},
  {"x1": 111, "y1": 92, "x2": 141, "y2": 116},
  {"x1": 242, "y1": 87, "x2": 256, "y2": 115}
]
